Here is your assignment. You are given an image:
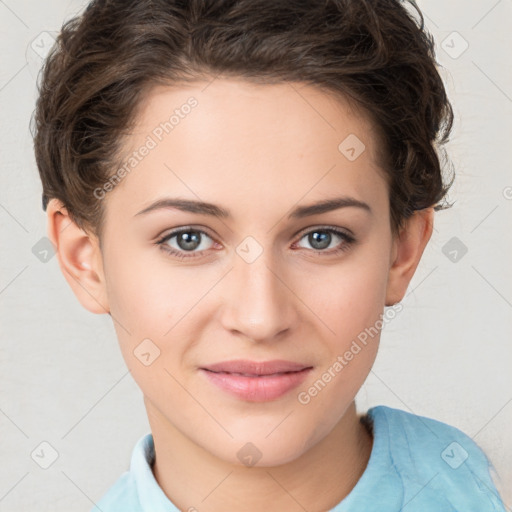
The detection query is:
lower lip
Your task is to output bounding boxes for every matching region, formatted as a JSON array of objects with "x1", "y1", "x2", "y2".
[{"x1": 200, "y1": 368, "x2": 312, "y2": 402}]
